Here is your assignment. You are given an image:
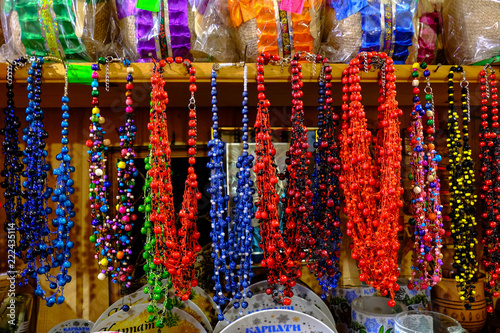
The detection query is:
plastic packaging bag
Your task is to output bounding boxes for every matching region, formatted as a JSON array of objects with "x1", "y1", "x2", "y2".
[
  {"x1": 321, "y1": 0, "x2": 417, "y2": 64},
  {"x1": 81, "y1": 0, "x2": 119, "y2": 60},
  {"x1": 443, "y1": 0, "x2": 500, "y2": 65},
  {"x1": 192, "y1": 0, "x2": 238, "y2": 62},
  {"x1": 0, "y1": 0, "x2": 119, "y2": 61},
  {"x1": 416, "y1": 0, "x2": 443, "y2": 64},
  {"x1": 195, "y1": 0, "x2": 321, "y2": 63},
  {"x1": 113, "y1": 0, "x2": 192, "y2": 62},
  {"x1": 189, "y1": 0, "x2": 210, "y2": 61}
]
